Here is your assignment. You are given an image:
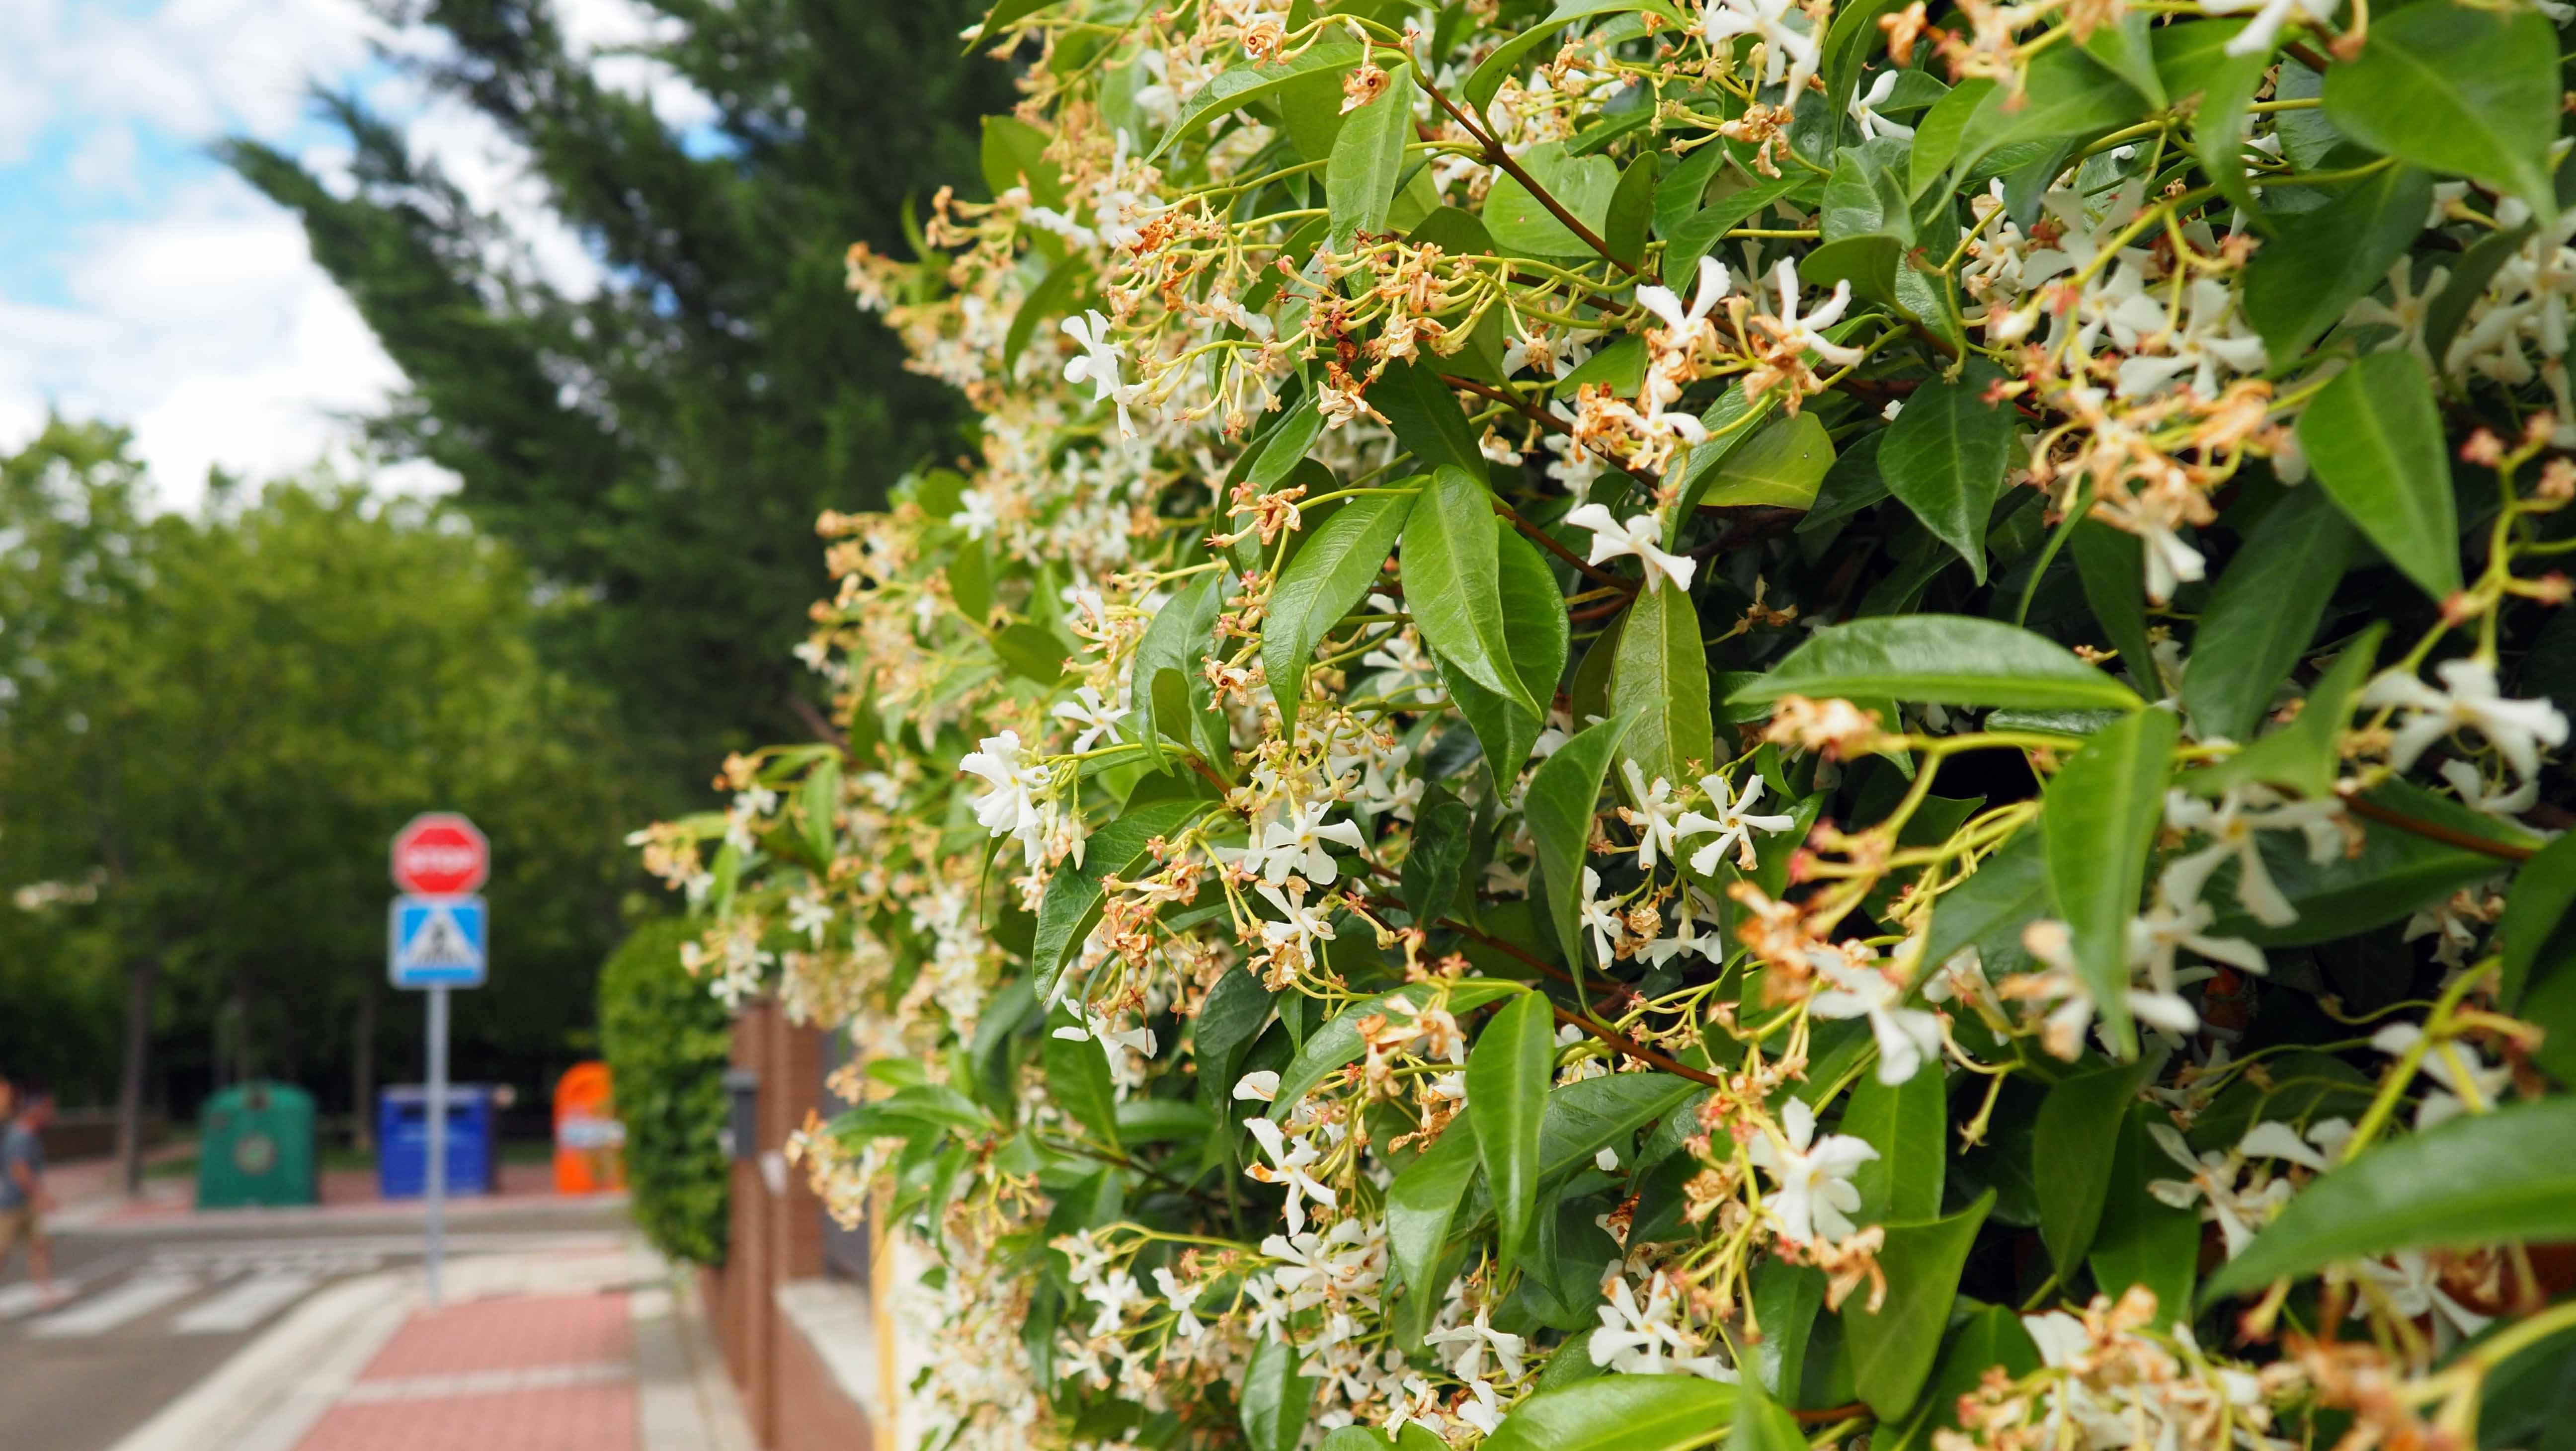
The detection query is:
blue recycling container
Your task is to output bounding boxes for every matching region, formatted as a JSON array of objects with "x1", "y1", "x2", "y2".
[{"x1": 378, "y1": 1084, "x2": 499, "y2": 1198}]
